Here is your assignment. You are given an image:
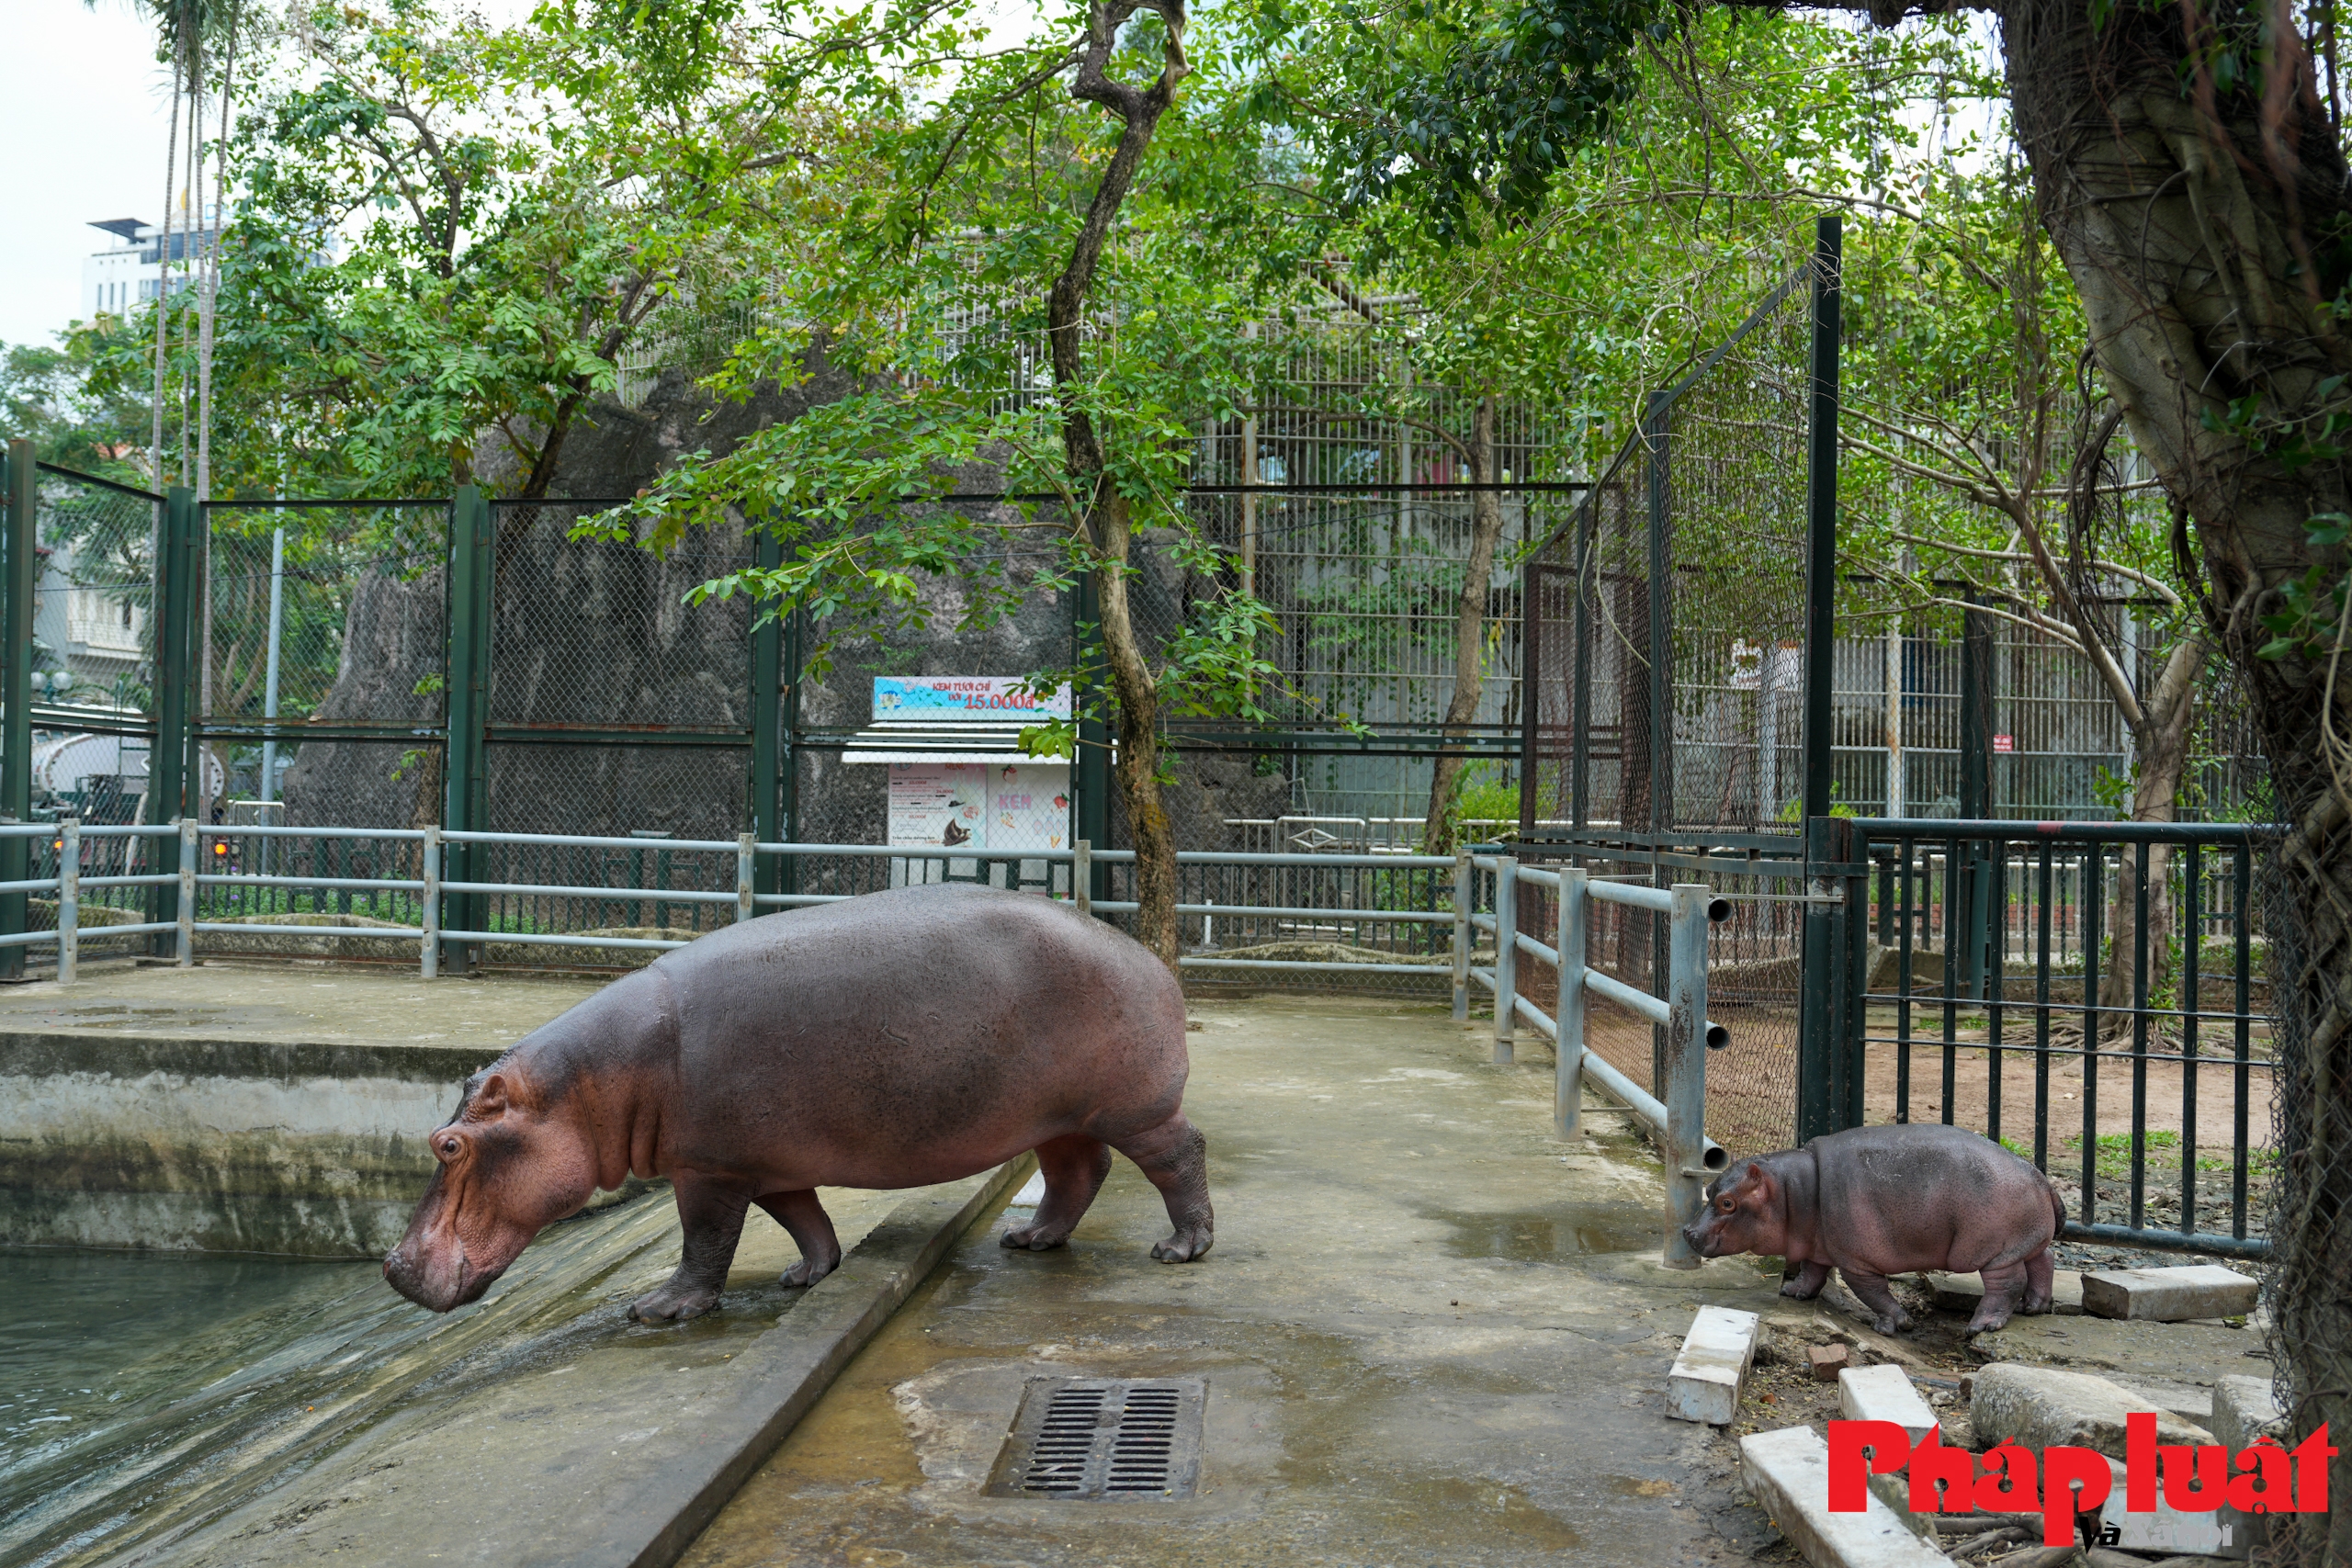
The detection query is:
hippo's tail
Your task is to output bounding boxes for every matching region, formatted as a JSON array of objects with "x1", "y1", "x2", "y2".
[{"x1": 2045, "y1": 1177, "x2": 2066, "y2": 1240}]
